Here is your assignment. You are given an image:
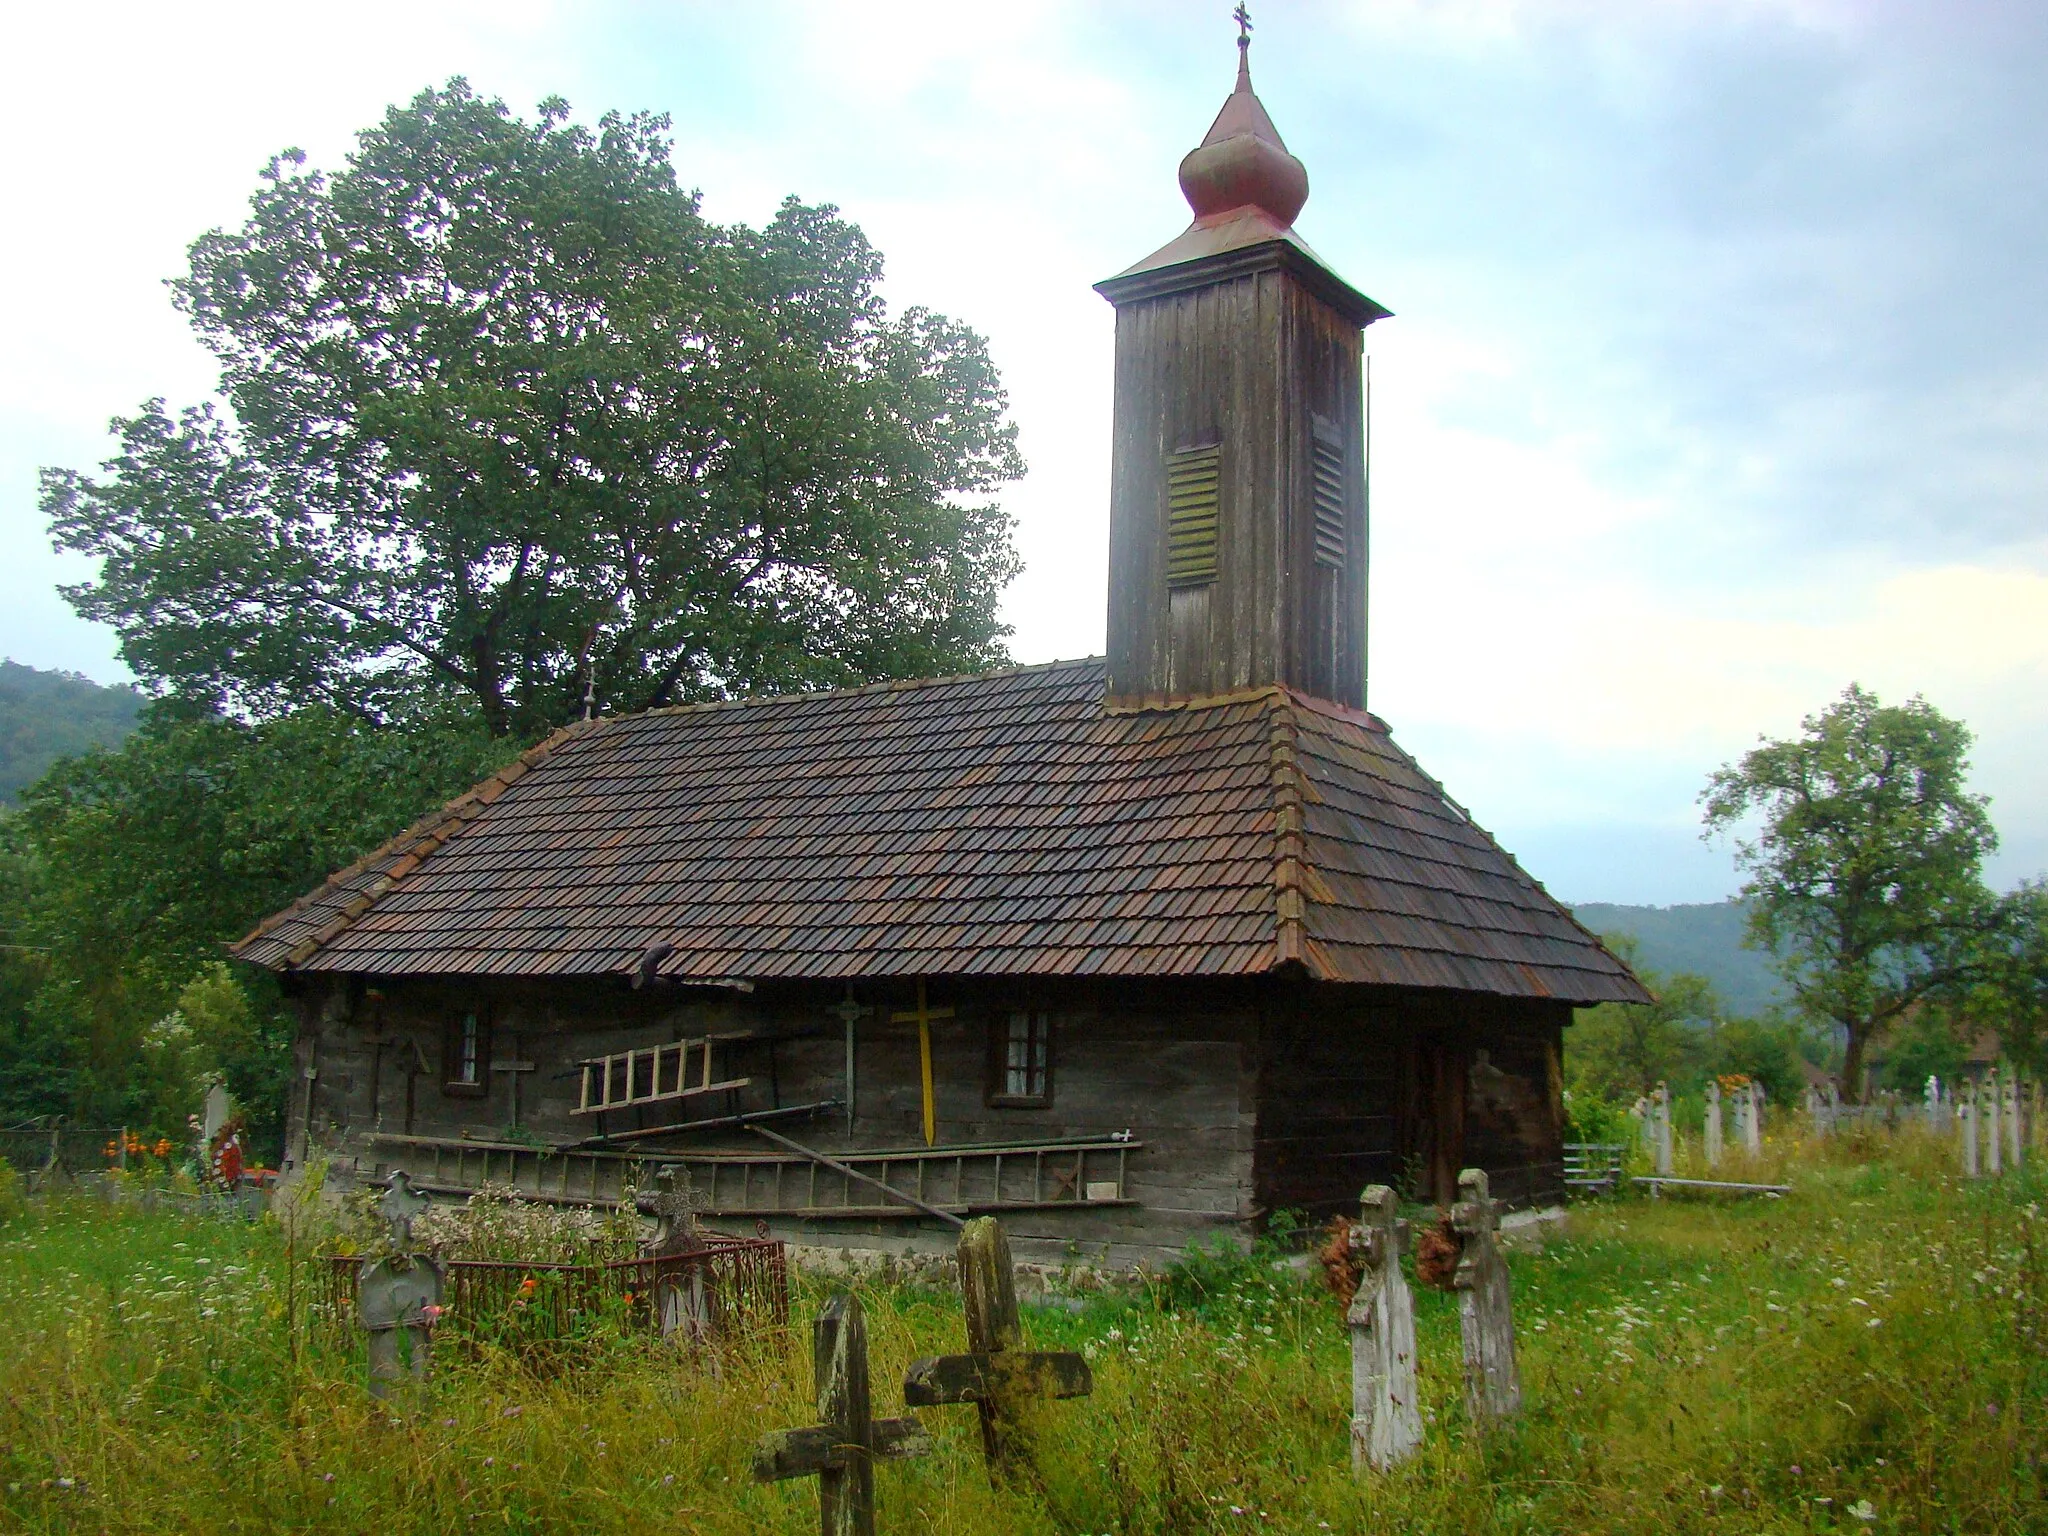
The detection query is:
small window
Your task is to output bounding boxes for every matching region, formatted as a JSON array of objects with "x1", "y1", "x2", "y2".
[
  {"x1": 1166, "y1": 444, "x2": 1221, "y2": 588},
  {"x1": 1311, "y1": 416, "x2": 1345, "y2": 568},
  {"x1": 443, "y1": 1008, "x2": 491, "y2": 1097},
  {"x1": 987, "y1": 1011, "x2": 1054, "y2": 1107}
]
